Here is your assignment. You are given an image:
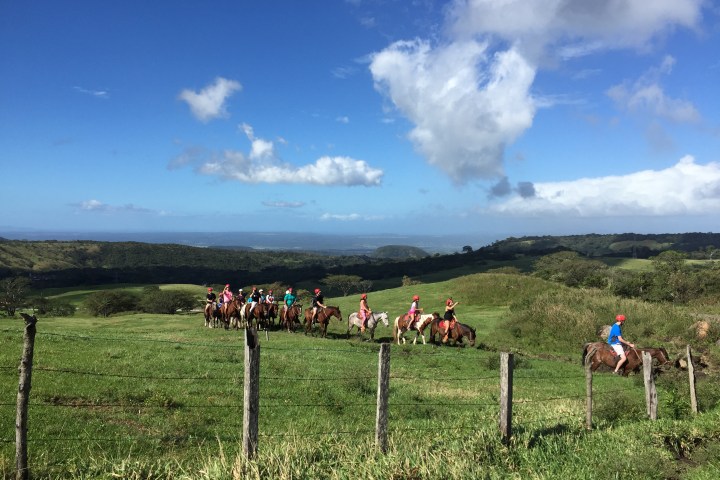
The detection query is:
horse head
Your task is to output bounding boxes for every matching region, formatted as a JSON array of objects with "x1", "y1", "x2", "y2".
[{"x1": 379, "y1": 312, "x2": 389, "y2": 327}]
